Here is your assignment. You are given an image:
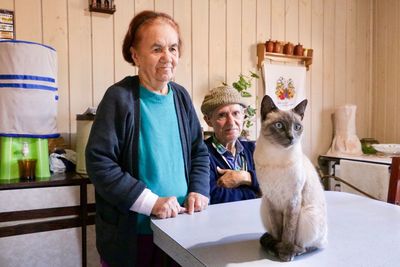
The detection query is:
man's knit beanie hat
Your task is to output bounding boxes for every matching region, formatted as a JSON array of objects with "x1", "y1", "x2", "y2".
[{"x1": 201, "y1": 85, "x2": 246, "y2": 115}]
